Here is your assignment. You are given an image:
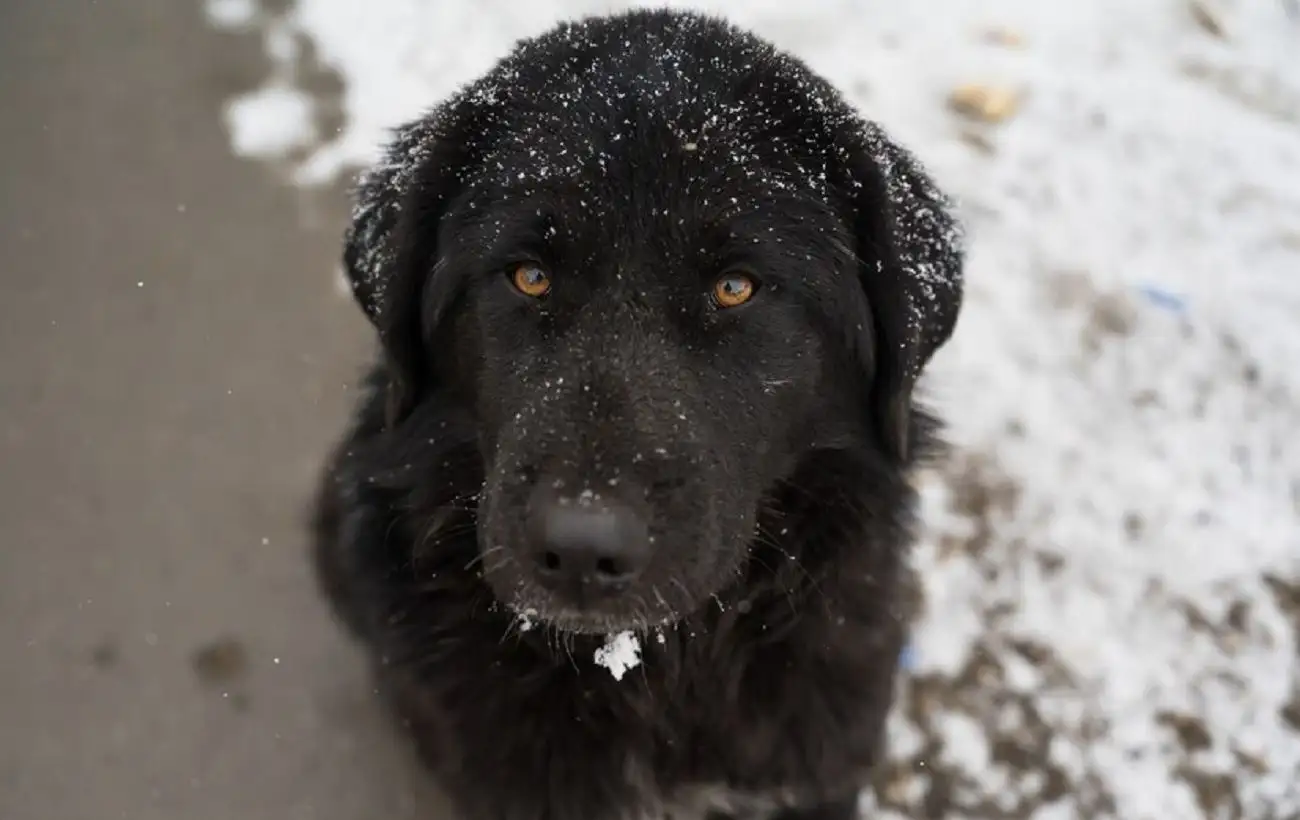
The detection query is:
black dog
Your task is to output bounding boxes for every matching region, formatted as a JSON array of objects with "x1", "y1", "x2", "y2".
[{"x1": 312, "y1": 9, "x2": 963, "y2": 819}]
